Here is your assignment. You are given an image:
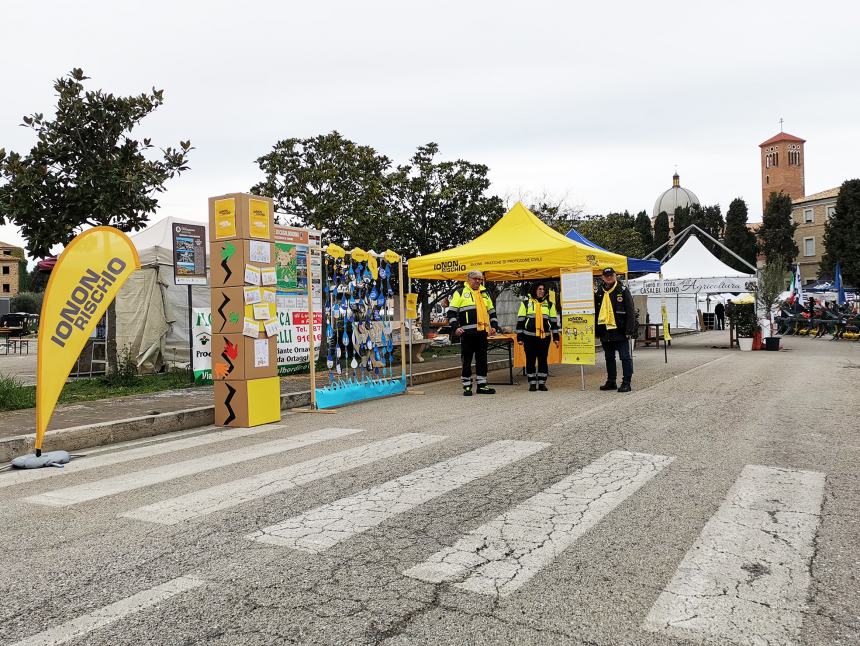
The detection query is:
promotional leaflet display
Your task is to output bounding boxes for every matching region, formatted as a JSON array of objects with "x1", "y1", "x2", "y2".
[
  {"x1": 274, "y1": 225, "x2": 322, "y2": 374},
  {"x1": 191, "y1": 225, "x2": 323, "y2": 381},
  {"x1": 560, "y1": 268, "x2": 596, "y2": 366},
  {"x1": 314, "y1": 247, "x2": 406, "y2": 409}
]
